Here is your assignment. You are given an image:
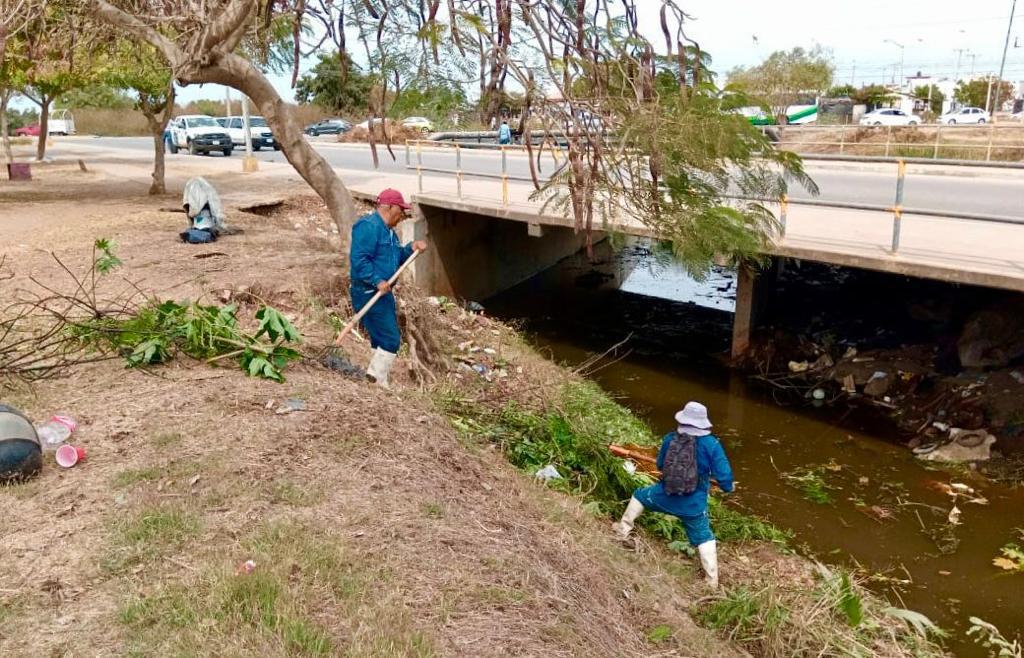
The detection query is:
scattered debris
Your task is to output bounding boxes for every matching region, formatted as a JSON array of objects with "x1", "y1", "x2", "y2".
[
  {"x1": 235, "y1": 559, "x2": 257, "y2": 575},
  {"x1": 274, "y1": 398, "x2": 307, "y2": 415},
  {"x1": 535, "y1": 464, "x2": 562, "y2": 481},
  {"x1": 918, "y1": 429, "x2": 997, "y2": 463}
]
